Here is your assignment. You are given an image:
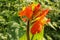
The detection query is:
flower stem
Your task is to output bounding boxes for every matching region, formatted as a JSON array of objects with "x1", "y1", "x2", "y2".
[
  {"x1": 31, "y1": 35, "x2": 34, "y2": 40},
  {"x1": 27, "y1": 19, "x2": 30, "y2": 40}
]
